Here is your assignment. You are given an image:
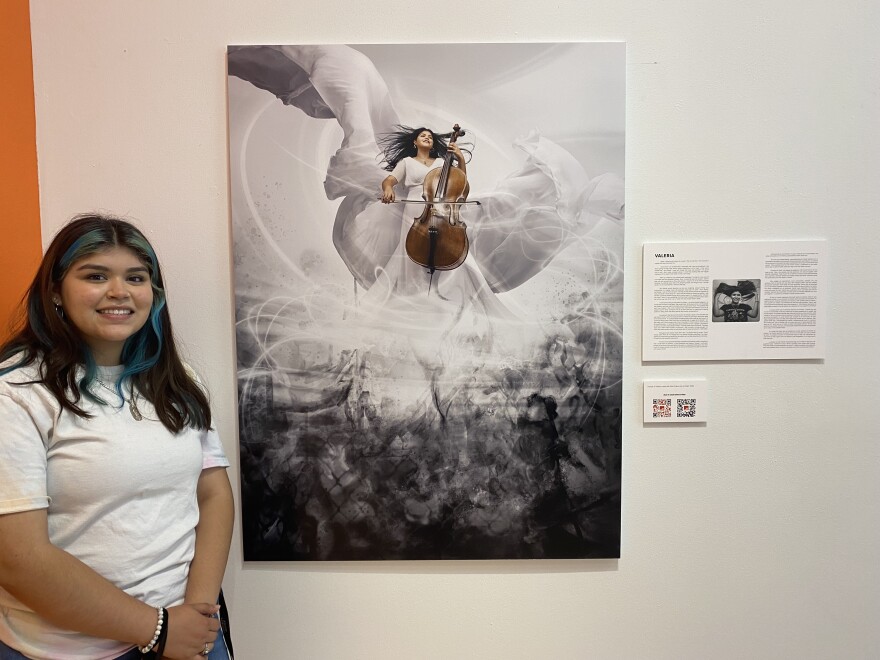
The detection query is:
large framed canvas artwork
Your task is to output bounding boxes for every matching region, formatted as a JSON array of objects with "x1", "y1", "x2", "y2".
[{"x1": 227, "y1": 43, "x2": 625, "y2": 560}]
